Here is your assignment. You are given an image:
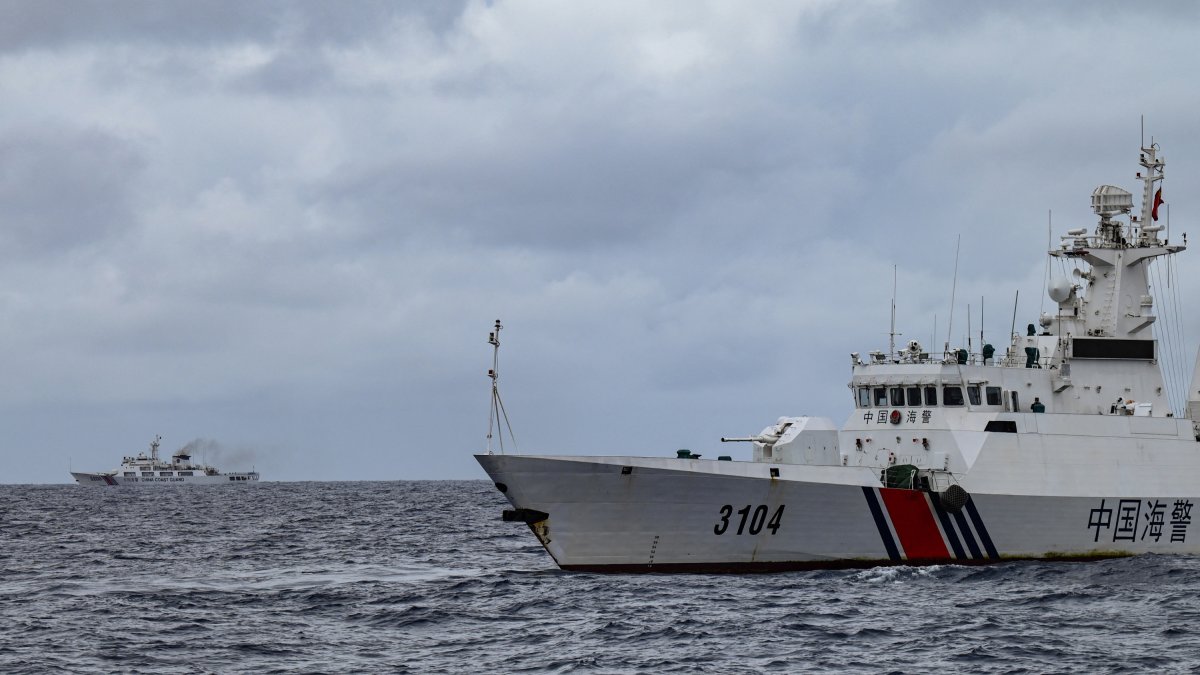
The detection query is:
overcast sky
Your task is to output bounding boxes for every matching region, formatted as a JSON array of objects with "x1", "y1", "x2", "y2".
[{"x1": 4, "y1": 1, "x2": 1200, "y2": 483}]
